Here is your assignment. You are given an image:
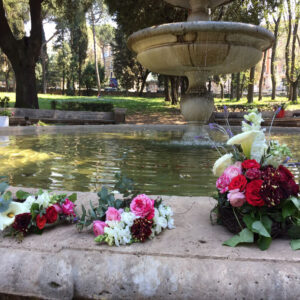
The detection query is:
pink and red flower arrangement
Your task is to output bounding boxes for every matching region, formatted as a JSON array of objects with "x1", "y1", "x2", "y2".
[
  {"x1": 77, "y1": 176, "x2": 174, "y2": 246},
  {"x1": 211, "y1": 109, "x2": 300, "y2": 250},
  {"x1": 0, "y1": 185, "x2": 77, "y2": 239}
]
